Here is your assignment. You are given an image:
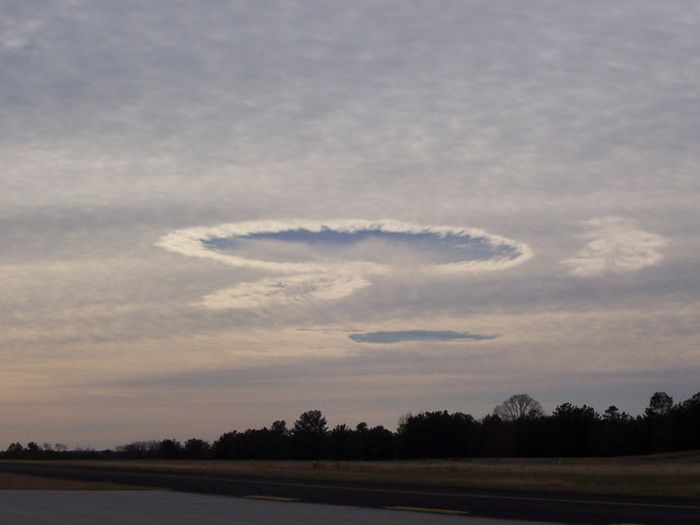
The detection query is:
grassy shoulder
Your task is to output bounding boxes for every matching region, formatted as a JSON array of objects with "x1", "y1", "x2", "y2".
[{"x1": 3, "y1": 452, "x2": 700, "y2": 498}]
